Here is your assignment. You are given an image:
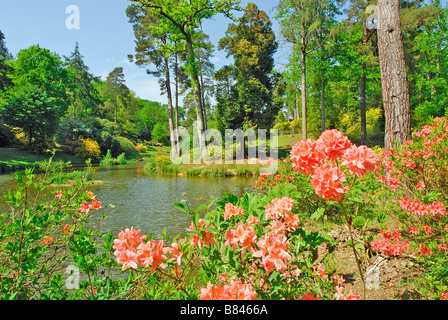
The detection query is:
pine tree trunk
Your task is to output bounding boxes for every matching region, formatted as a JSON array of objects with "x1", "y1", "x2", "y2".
[
  {"x1": 164, "y1": 56, "x2": 177, "y2": 156},
  {"x1": 360, "y1": 67, "x2": 367, "y2": 145},
  {"x1": 377, "y1": 0, "x2": 411, "y2": 150},
  {"x1": 185, "y1": 35, "x2": 205, "y2": 151},
  {"x1": 321, "y1": 76, "x2": 325, "y2": 133},
  {"x1": 301, "y1": 48, "x2": 307, "y2": 140}
]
